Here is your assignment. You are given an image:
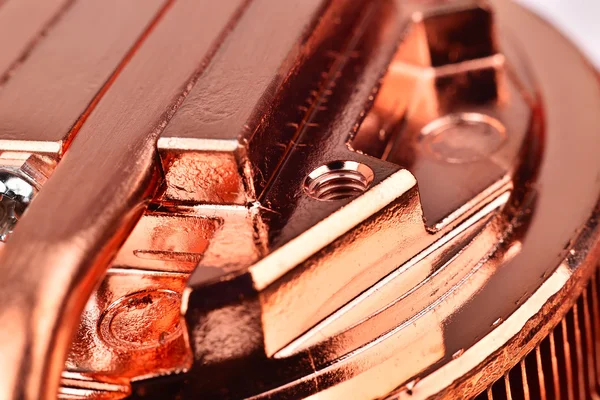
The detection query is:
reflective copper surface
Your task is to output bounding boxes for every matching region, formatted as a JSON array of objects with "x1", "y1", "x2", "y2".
[
  {"x1": 0, "y1": 0, "x2": 598, "y2": 399},
  {"x1": 0, "y1": 0, "x2": 168, "y2": 157},
  {"x1": 0, "y1": 0, "x2": 70, "y2": 82},
  {"x1": 0, "y1": 0, "x2": 245, "y2": 397}
]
